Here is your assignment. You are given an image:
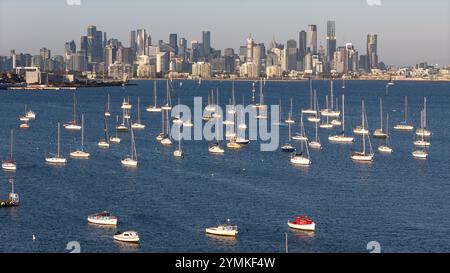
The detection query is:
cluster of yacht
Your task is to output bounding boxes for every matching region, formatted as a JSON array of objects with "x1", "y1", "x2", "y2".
[{"x1": 280, "y1": 80, "x2": 432, "y2": 165}]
